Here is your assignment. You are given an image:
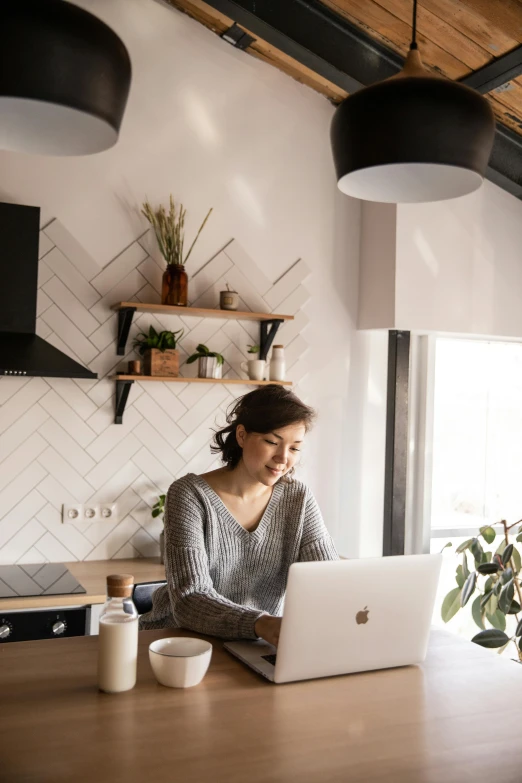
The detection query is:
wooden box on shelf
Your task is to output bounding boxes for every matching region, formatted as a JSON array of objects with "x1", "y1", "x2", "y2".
[{"x1": 143, "y1": 349, "x2": 179, "y2": 377}]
